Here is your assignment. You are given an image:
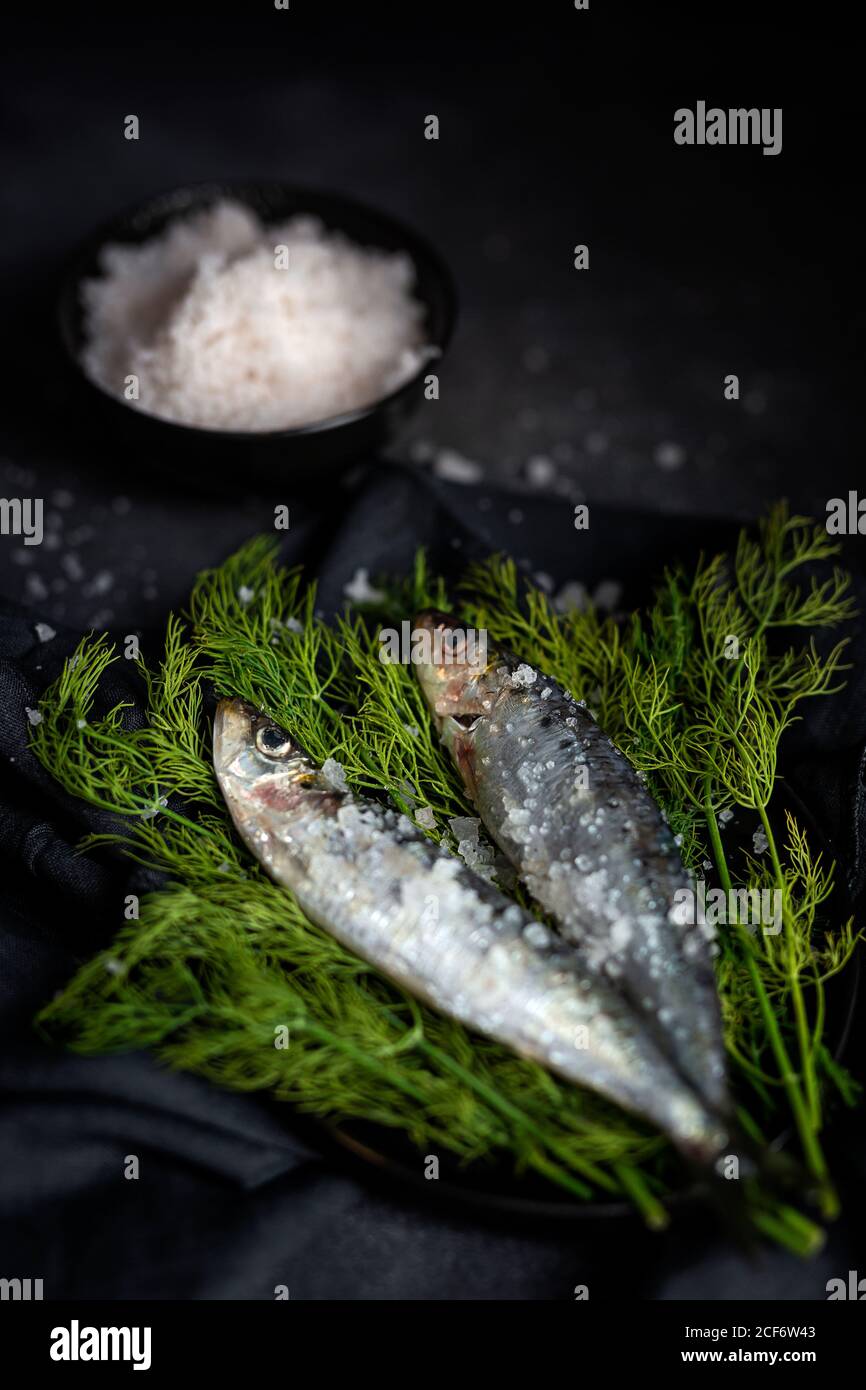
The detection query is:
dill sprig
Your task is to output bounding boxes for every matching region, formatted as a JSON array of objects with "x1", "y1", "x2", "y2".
[{"x1": 28, "y1": 504, "x2": 860, "y2": 1250}]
